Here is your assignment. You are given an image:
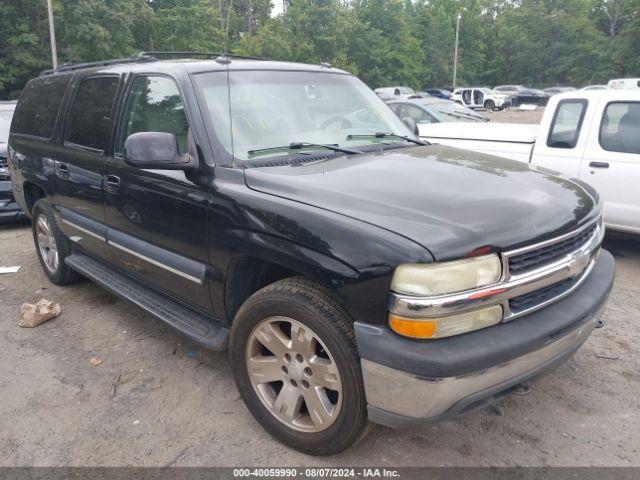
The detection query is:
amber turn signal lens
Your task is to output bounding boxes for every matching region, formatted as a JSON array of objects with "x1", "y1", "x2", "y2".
[
  {"x1": 389, "y1": 305, "x2": 503, "y2": 339},
  {"x1": 388, "y1": 314, "x2": 437, "y2": 339}
]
